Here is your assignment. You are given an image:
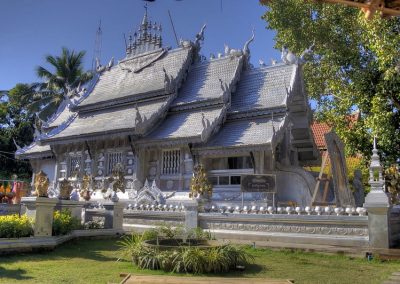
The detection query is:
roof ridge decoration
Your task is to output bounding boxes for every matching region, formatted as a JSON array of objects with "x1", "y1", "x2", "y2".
[
  {"x1": 219, "y1": 78, "x2": 230, "y2": 104},
  {"x1": 135, "y1": 94, "x2": 178, "y2": 136},
  {"x1": 41, "y1": 73, "x2": 100, "y2": 131},
  {"x1": 15, "y1": 141, "x2": 37, "y2": 156},
  {"x1": 163, "y1": 67, "x2": 176, "y2": 94},
  {"x1": 242, "y1": 28, "x2": 255, "y2": 70},
  {"x1": 118, "y1": 48, "x2": 167, "y2": 73},
  {"x1": 200, "y1": 105, "x2": 227, "y2": 142},
  {"x1": 281, "y1": 42, "x2": 315, "y2": 65},
  {"x1": 95, "y1": 57, "x2": 114, "y2": 74},
  {"x1": 36, "y1": 112, "x2": 78, "y2": 145}
]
